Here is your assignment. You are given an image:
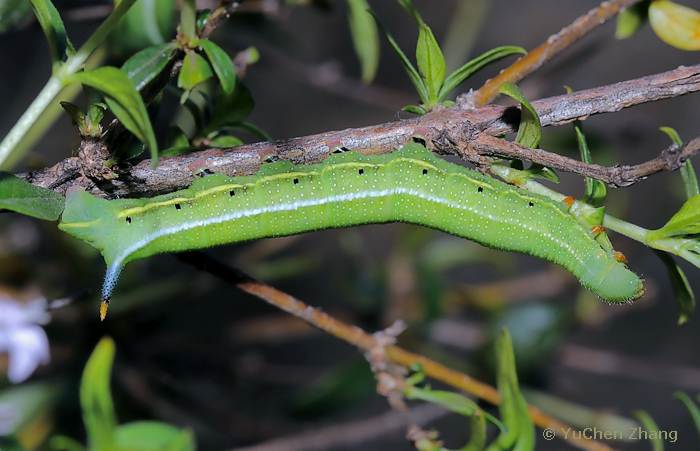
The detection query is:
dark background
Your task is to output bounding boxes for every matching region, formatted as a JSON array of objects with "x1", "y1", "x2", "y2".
[{"x1": 1, "y1": 0, "x2": 699, "y2": 449}]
